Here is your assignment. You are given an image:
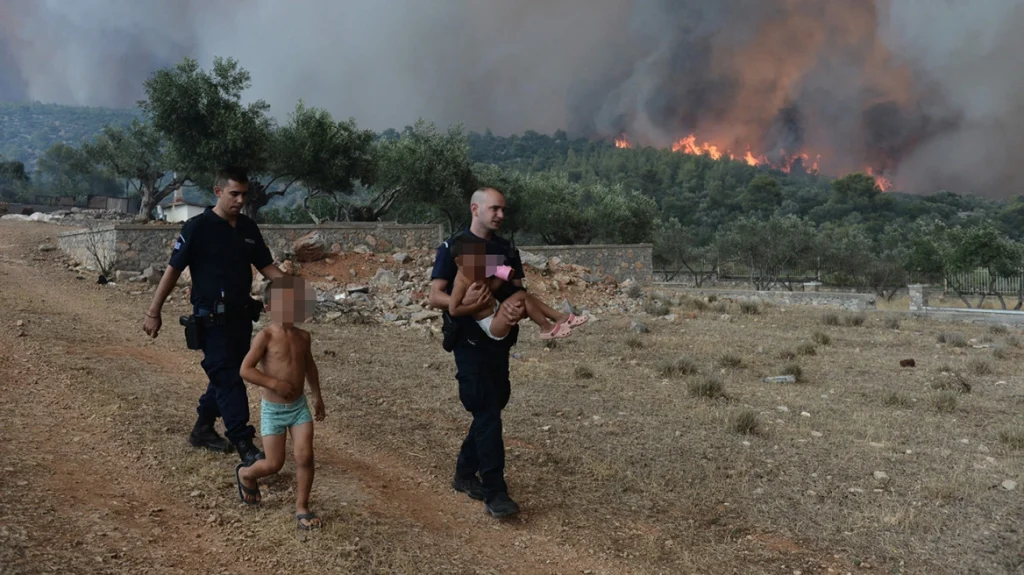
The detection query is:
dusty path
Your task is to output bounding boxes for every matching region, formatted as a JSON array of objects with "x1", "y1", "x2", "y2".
[
  {"x1": 0, "y1": 222, "x2": 653, "y2": 575},
  {"x1": 0, "y1": 221, "x2": 858, "y2": 575}
]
